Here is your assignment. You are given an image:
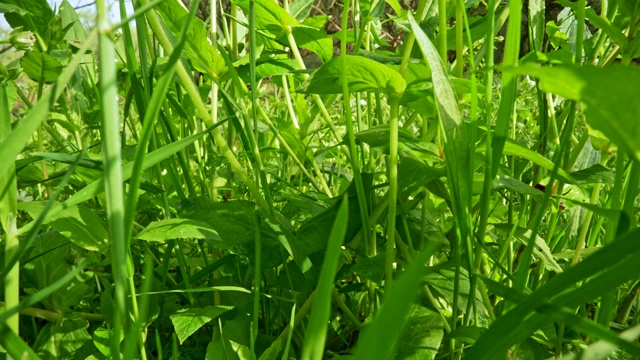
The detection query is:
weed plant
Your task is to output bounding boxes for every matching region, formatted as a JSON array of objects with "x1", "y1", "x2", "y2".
[{"x1": 1, "y1": 0, "x2": 640, "y2": 358}]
